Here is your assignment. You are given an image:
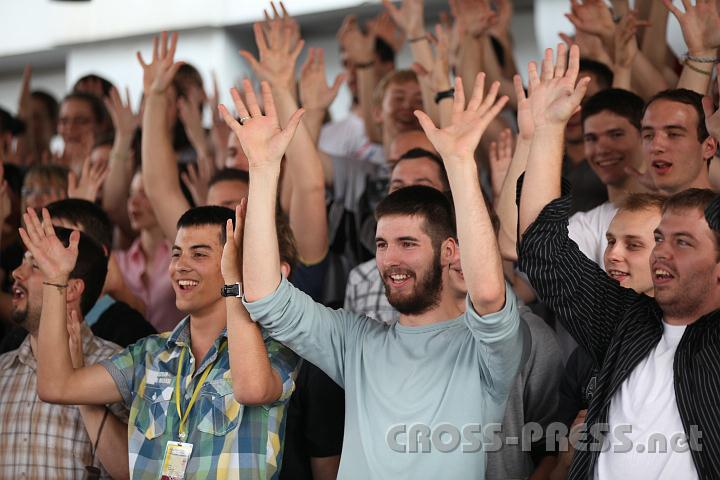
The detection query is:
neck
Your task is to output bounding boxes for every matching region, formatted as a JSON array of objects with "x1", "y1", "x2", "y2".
[
  {"x1": 140, "y1": 227, "x2": 165, "y2": 259},
  {"x1": 188, "y1": 300, "x2": 227, "y2": 362},
  {"x1": 398, "y1": 287, "x2": 465, "y2": 327},
  {"x1": 606, "y1": 182, "x2": 633, "y2": 204},
  {"x1": 565, "y1": 140, "x2": 585, "y2": 166},
  {"x1": 664, "y1": 301, "x2": 720, "y2": 326}
]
